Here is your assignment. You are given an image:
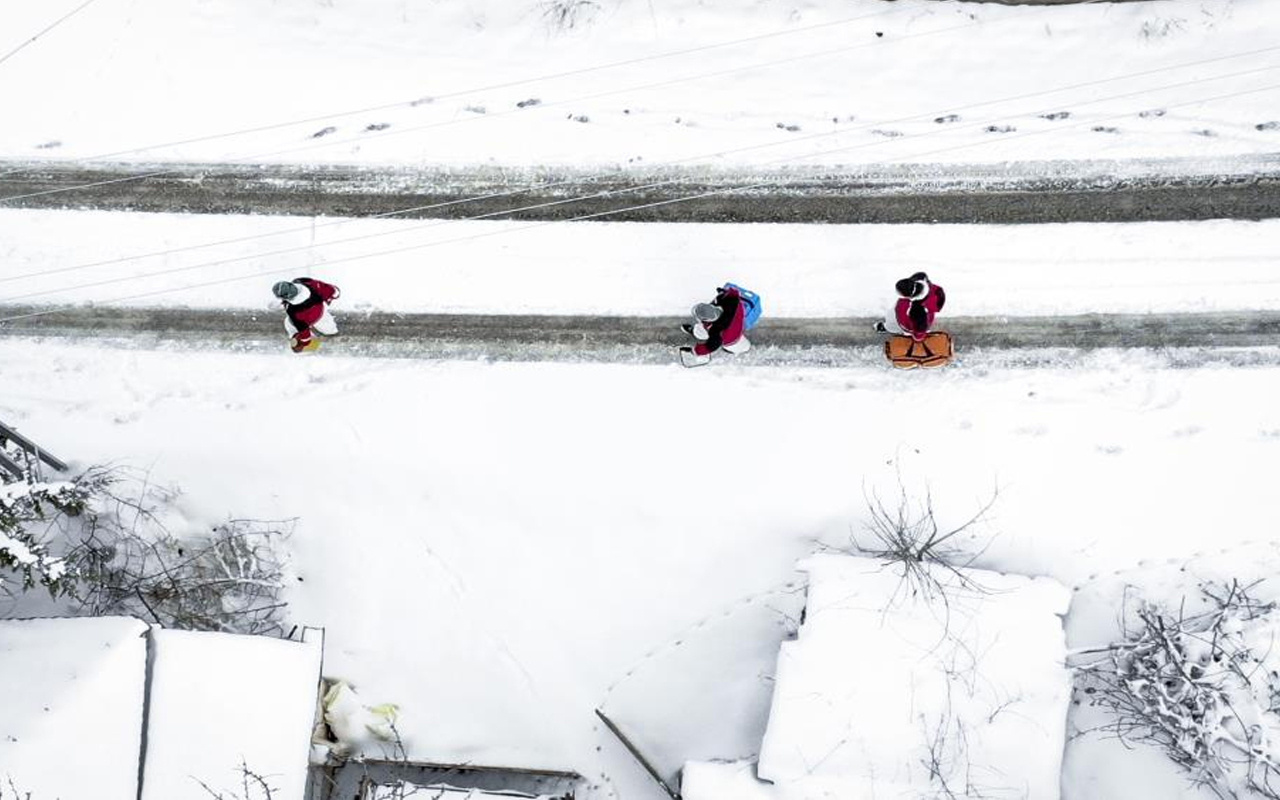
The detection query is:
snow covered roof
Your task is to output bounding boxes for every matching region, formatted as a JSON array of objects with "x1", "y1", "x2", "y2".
[
  {"x1": 0, "y1": 617, "x2": 321, "y2": 800},
  {"x1": 140, "y1": 629, "x2": 323, "y2": 800},
  {"x1": 684, "y1": 554, "x2": 1072, "y2": 800},
  {"x1": 0, "y1": 616, "x2": 148, "y2": 800}
]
